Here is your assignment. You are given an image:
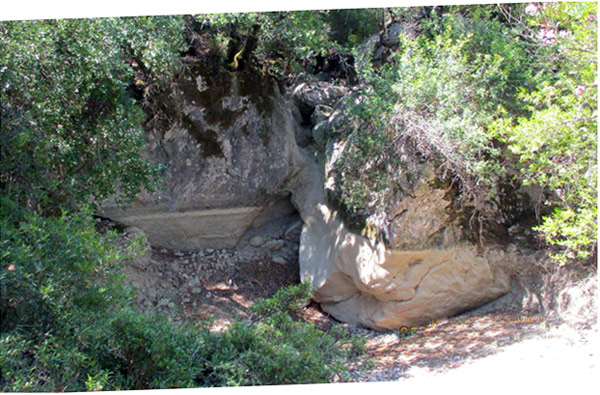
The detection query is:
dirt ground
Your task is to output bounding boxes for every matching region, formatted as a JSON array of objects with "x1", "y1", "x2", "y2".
[
  {"x1": 119, "y1": 224, "x2": 598, "y2": 386},
  {"x1": 122, "y1": 245, "x2": 300, "y2": 330}
]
